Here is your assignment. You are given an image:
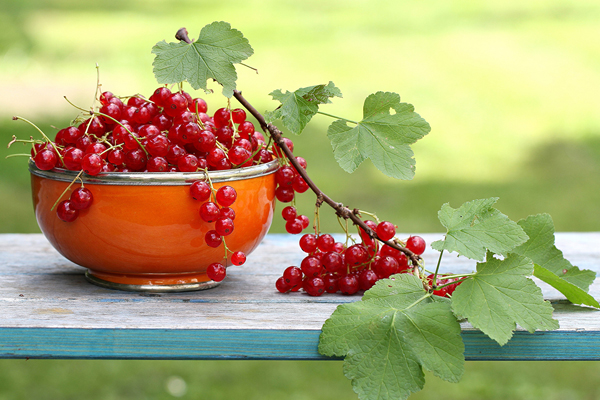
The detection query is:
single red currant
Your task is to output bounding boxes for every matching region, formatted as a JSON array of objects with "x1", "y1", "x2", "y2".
[
  {"x1": 215, "y1": 186, "x2": 237, "y2": 207},
  {"x1": 231, "y1": 251, "x2": 246, "y2": 266},
  {"x1": 56, "y1": 200, "x2": 79, "y2": 222},
  {"x1": 406, "y1": 235, "x2": 426, "y2": 255},
  {"x1": 207, "y1": 262, "x2": 226, "y2": 282},
  {"x1": 70, "y1": 187, "x2": 93, "y2": 210}
]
